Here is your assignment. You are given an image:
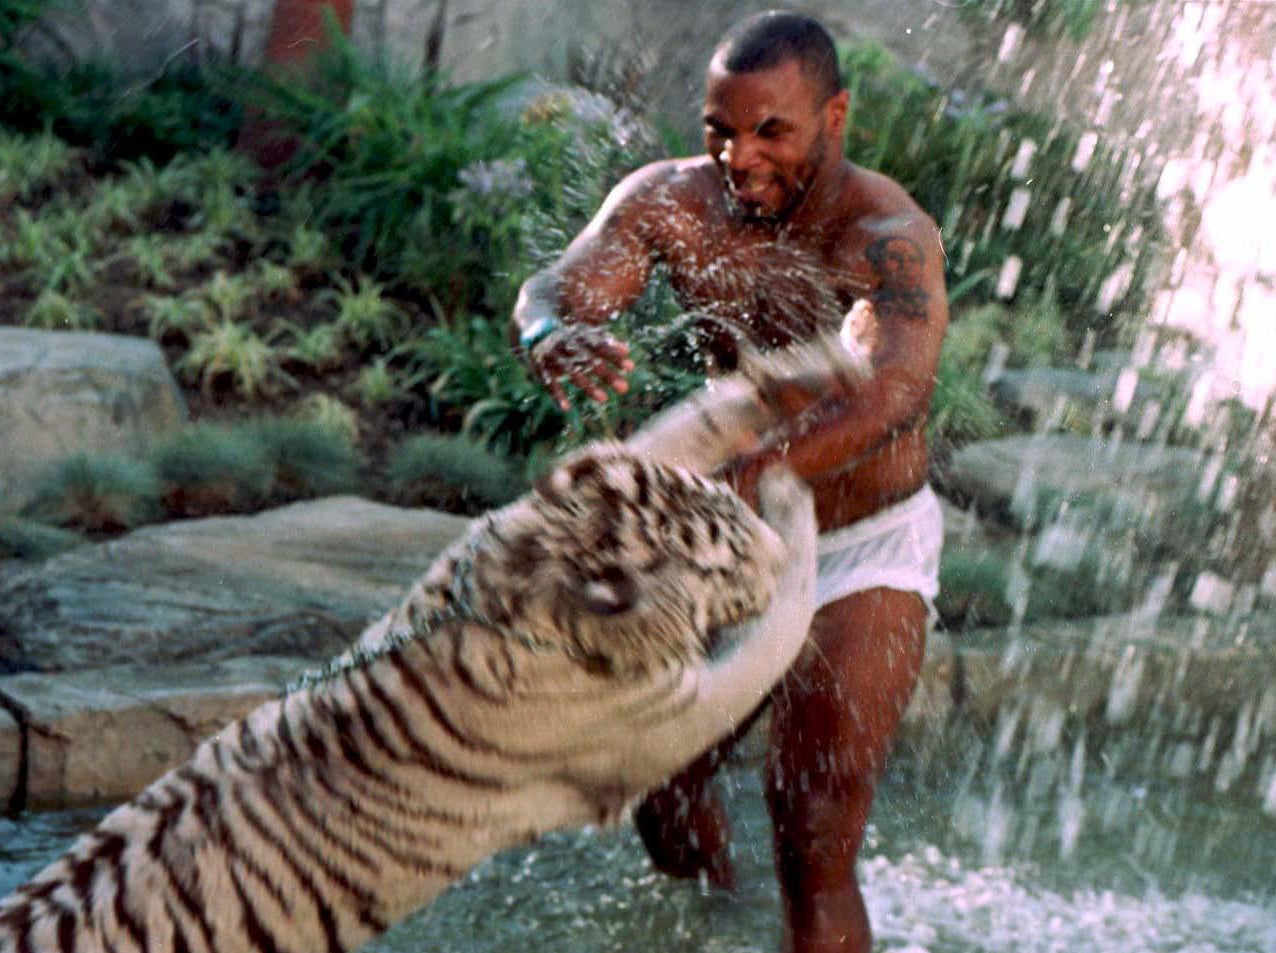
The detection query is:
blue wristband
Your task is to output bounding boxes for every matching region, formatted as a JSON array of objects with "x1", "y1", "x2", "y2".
[{"x1": 519, "y1": 315, "x2": 562, "y2": 350}]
